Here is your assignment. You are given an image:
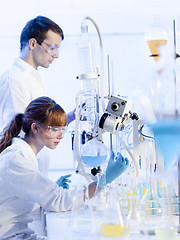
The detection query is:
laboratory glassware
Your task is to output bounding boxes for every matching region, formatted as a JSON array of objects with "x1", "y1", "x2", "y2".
[
  {"x1": 77, "y1": 20, "x2": 99, "y2": 135},
  {"x1": 154, "y1": 173, "x2": 177, "y2": 240},
  {"x1": 145, "y1": 20, "x2": 168, "y2": 62},
  {"x1": 146, "y1": 45, "x2": 180, "y2": 240},
  {"x1": 133, "y1": 20, "x2": 180, "y2": 238},
  {"x1": 149, "y1": 43, "x2": 180, "y2": 168},
  {"x1": 125, "y1": 195, "x2": 142, "y2": 236},
  {"x1": 76, "y1": 17, "x2": 103, "y2": 137},
  {"x1": 100, "y1": 185, "x2": 126, "y2": 237},
  {"x1": 77, "y1": 19, "x2": 96, "y2": 74},
  {"x1": 150, "y1": 120, "x2": 180, "y2": 168},
  {"x1": 90, "y1": 169, "x2": 107, "y2": 213},
  {"x1": 80, "y1": 138, "x2": 107, "y2": 167},
  {"x1": 69, "y1": 186, "x2": 95, "y2": 238},
  {"x1": 74, "y1": 17, "x2": 105, "y2": 181},
  {"x1": 139, "y1": 173, "x2": 162, "y2": 235},
  {"x1": 145, "y1": 20, "x2": 180, "y2": 169}
]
